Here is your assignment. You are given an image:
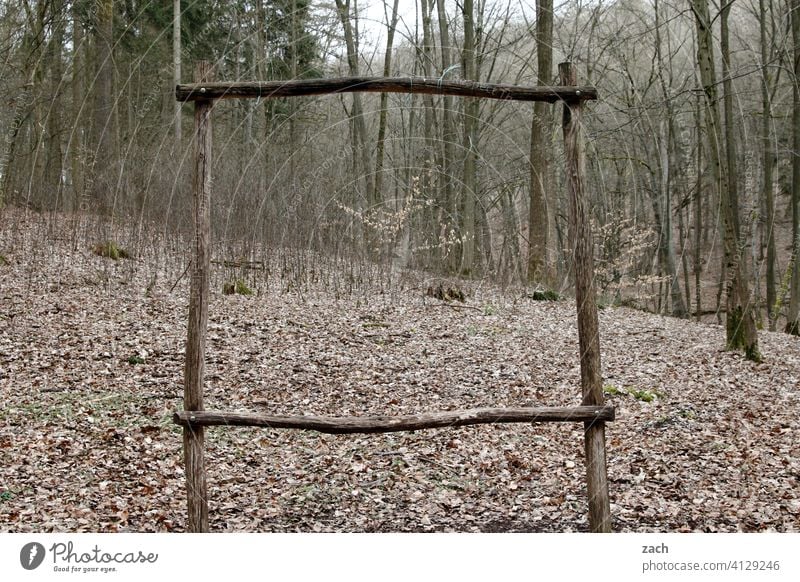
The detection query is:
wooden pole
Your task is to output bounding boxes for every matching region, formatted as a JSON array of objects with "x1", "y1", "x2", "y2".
[
  {"x1": 183, "y1": 61, "x2": 214, "y2": 533},
  {"x1": 173, "y1": 406, "x2": 615, "y2": 433},
  {"x1": 176, "y1": 76, "x2": 597, "y2": 103},
  {"x1": 559, "y1": 62, "x2": 612, "y2": 532}
]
